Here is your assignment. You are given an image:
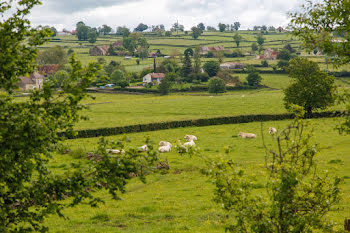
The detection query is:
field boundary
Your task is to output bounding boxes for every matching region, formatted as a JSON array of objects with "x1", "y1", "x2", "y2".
[{"x1": 59, "y1": 111, "x2": 344, "y2": 139}]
